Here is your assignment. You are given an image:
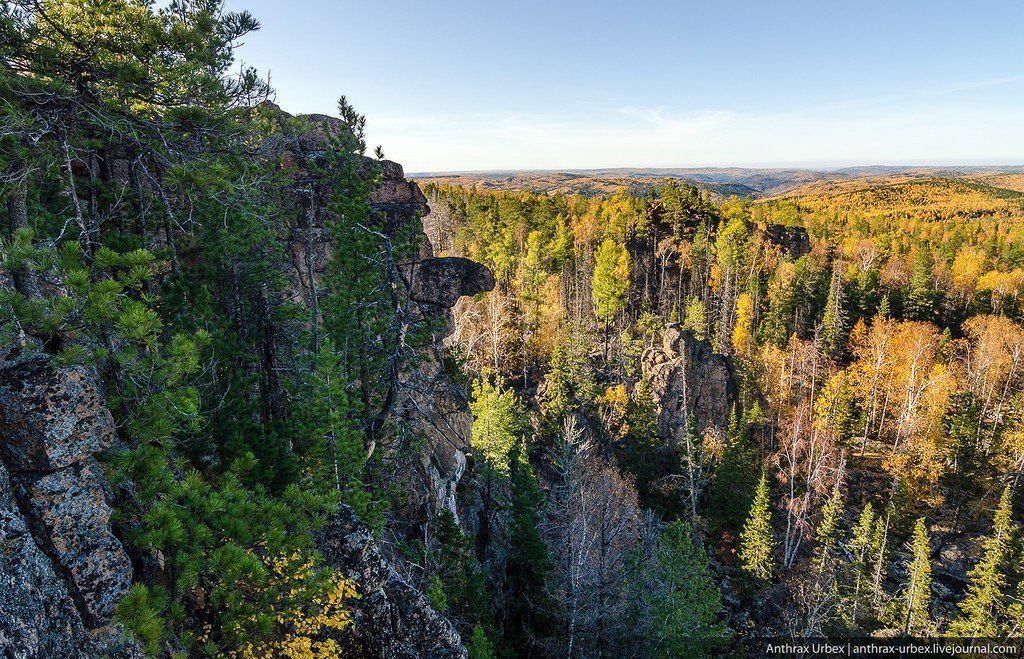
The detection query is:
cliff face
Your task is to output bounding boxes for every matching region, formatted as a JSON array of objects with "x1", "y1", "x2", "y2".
[
  {"x1": 642, "y1": 323, "x2": 738, "y2": 441},
  {"x1": 0, "y1": 116, "x2": 486, "y2": 656},
  {"x1": 316, "y1": 506, "x2": 467, "y2": 658},
  {"x1": 281, "y1": 111, "x2": 493, "y2": 520},
  {"x1": 0, "y1": 328, "x2": 141, "y2": 657}
]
